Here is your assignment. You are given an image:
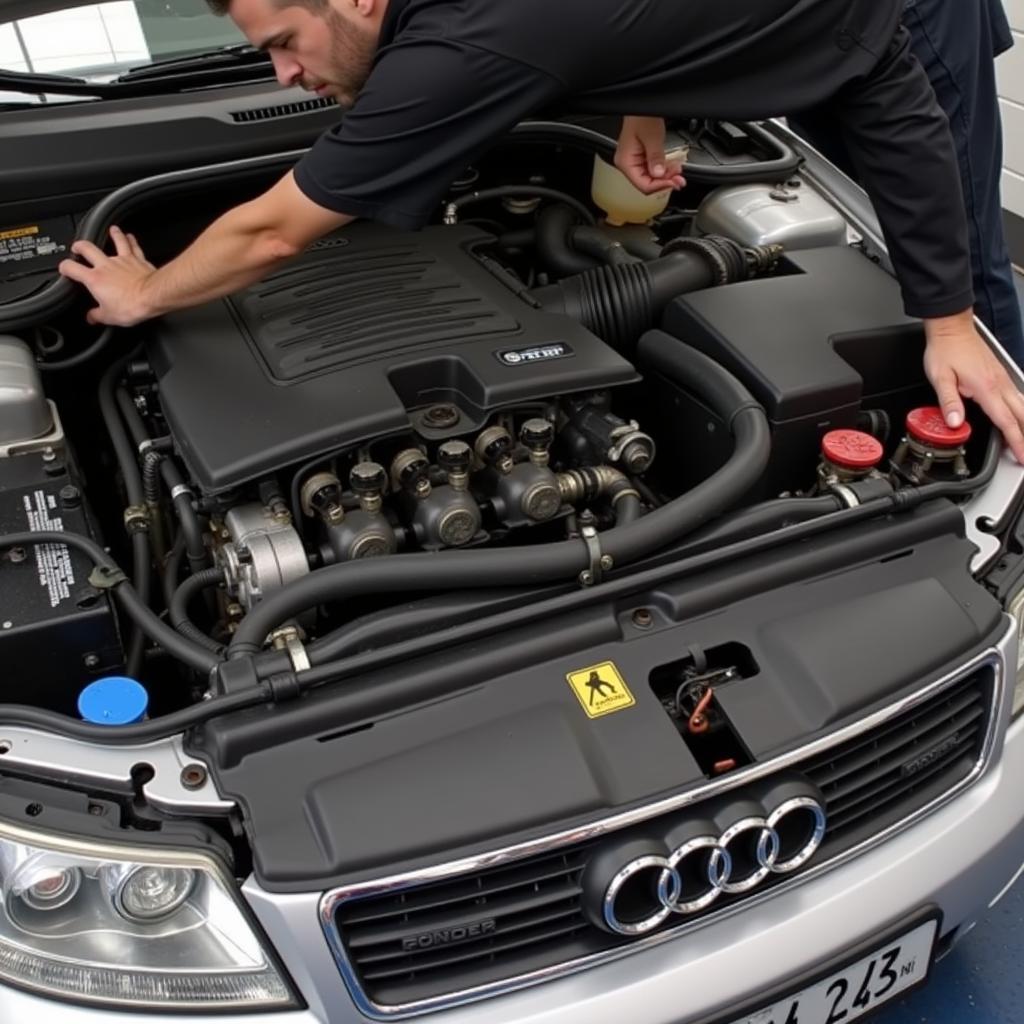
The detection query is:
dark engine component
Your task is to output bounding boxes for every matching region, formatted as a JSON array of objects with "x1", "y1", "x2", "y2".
[
  {"x1": 148, "y1": 223, "x2": 639, "y2": 494},
  {"x1": 0, "y1": 451, "x2": 121, "y2": 713},
  {"x1": 659, "y1": 246, "x2": 926, "y2": 494}
]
